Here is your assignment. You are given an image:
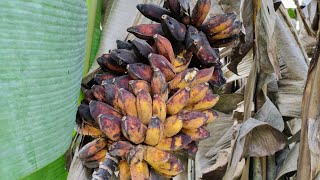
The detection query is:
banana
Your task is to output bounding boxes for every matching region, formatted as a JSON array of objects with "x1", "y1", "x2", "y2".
[
  {"x1": 77, "y1": 104, "x2": 95, "y2": 125},
  {"x1": 119, "y1": 160, "x2": 131, "y2": 180},
  {"x1": 172, "y1": 48, "x2": 193, "y2": 73},
  {"x1": 209, "y1": 68, "x2": 226, "y2": 87},
  {"x1": 116, "y1": 40, "x2": 133, "y2": 50},
  {"x1": 185, "y1": 25, "x2": 201, "y2": 48},
  {"x1": 89, "y1": 100, "x2": 122, "y2": 121},
  {"x1": 184, "y1": 91, "x2": 219, "y2": 111},
  {"x1": 97, "y1": 54, "x2": 127, "y2": 73},
  {"x1": 153, "y1": 34, "x2": 175, "y2": 64},
  {"x1": 127, "y1": 63, "x2": 153, "y2": 82},
  {"x1": 129, "y1": 80, "x2": 152, "y2": 96},
  {"x1": 152, "y1": 94, "x2": 166, "y2": 122},
  {"x1": 83, "y1": 89, "x2": 95, "y2": 102},
  {"x1": 188, "y1": 83, "x2": 209, "y2": 104},
  {"x1": 166, "y1": 87, "x2": 190, "y2": 115},
  {"x1": 110, "y1": 49, "x2": 140, "y2": 67},
  {"x1": 75, "y1": 122, "x2": 103, "y2": 137},
  {"x1": 181, "y1": 127, "x2": 210, "y2": 141},
  {"x1": 179, "y1": 110, "x2": 208, "y2": 129},
  {"x1": 202, "y1": 109, "x2": 219, "y2": 124},
  {"x1": 92, "y1": 154, "x2": 120, "y2": 180},
  {"x1": 143, "y1": 146, "x2": 184, "y2": 176},
  {"x1": 130, "y1": 160, "x2": 150, "y2": 180},
  {"x1": 208, "y1": 20, "x2": 242, "y2": 40},
  {"x1": 210, "y1": 34, "x2": 238, "y2": 47},
  {"x1": 178, "y1": 0, "x2": 191, "y2": 25},
  {"x1": 127, "y1": 24, "x2": 164, "y2": 40},
  {"x1": 82, "y1": 149, "x2": 108, "y2": 162},
  {"x1": 136, "y1": 89, "x2": 153, "y2": 125},
  {"x1": 200, "y1": 12, "x2": 237, "y2": 34},
  {"x1": 148, "y1": 53, "x2": 176, "y2": 82},
  {"x1": 163, "y1": 115, "x2": 183, "y2": 137},
  {"x1": 127, "y1": 146, "x2": 150, "y2": 180},
  {"x1": 103, "y1": 83, "x2": 121, "y2": 111},
  {"x1": 151, "y1": 68, "x2": 169, "y2": 101},
  {"x1": 192, "y1": 32, "x2": 221, "y2": 67},
  {"x1": 156, "y1": 133, "x2": 192, "y2": 151},
  {"x1": 78, "y1": 138, "x2": 108, "y2": 159},
  {"x1": 109, "y1": 141, "x2": 134, "y2": 158},
  {"x1": 164, "y1": 0, "x2": 180, "y2": 17},
  {"x1": 190, "y1": 67, "x2": 214, "y2": 87},
  {"x1": 131, "y1": 39, "x2": 154, "y2": 61},
  {"x1": 168, "y1": 68, "x2": 198, "y2": 91},
  {"x1": 98, "y1": 114, "x2": 122, "y2": 141},
  {"x1": 191, "y1": 0, "x2": 211, "y2": 27},
  {"x1": 137, "y1": 4, "x2": 172, "y2": 23},
  {"x1": 91, "y1": 85, "x2": 108, "y2": 103},
  {"x1": 94, "y1": 73, "x2": 116, "y2": 85},
  {"x1": 144, "y1": 116, "x2": 164, "y2": 146},
  {"x1": 161, "y1": 15, "x2": 187, "y2": 42},
  {"x1": 112, "y1": 75, "x2": 132, "y2": 91},
  {"x1": 121, "y1": 116, "x2": 147, "y2": 144},
  {"x1": 118, "y1": 88, "x2": 138, "y2": 117}
]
